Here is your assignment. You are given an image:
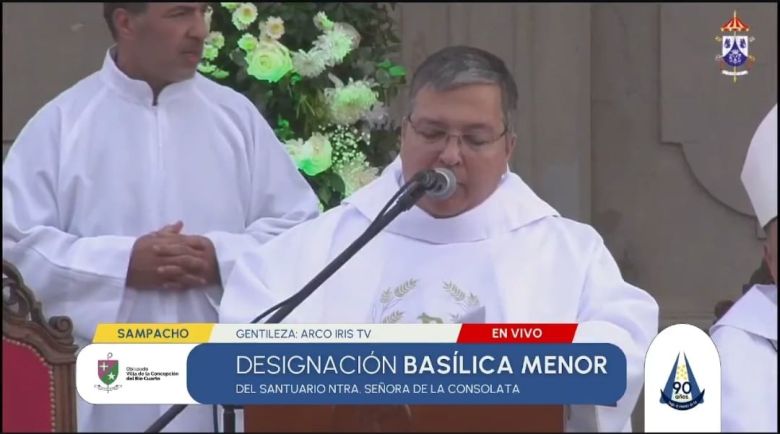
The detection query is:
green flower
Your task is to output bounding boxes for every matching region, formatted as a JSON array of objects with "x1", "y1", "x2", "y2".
[
  {"x1": 313, "y1": 11, "x2": 334, "y2": 31},
  {"x1": 237, "y1": 33, "x2": 258, "y2": 53},
  {"x1": 292, "y1": 49, "x2": 327, "y2": 78},
  {"x1": 245, "y1": 39, "x2": 293, "y2": 83},
  {"x1": 203, "y1": 45, "x2": 219, "y2": 61},
  {"x1": 212, "y1": 69, "x2": 230, "y2": 79},
  {"x1": 232, "y1": 3, "x2": 257, "y2": 30},
  {"x1": 221, "y1": 2, "x2": 240, "y2": 11},
  {"x1": 198, "y1": 62, "x2": 217, "y2": 74},
  {"x1": 274, "y1": 117, "x2": 294, "y2": 140},
  {"x1": 300, "y1": 133, "x2": 333, "y2": 176},
  {"x1": 205, "y1": 31, "x2": 225, "y2": 50},
  {"x1": 324, "y1": 80, "x2": 379, "y2": 125},
  {"x1": 284, "y1": 134, "x2": 333, "y2": 176}
]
